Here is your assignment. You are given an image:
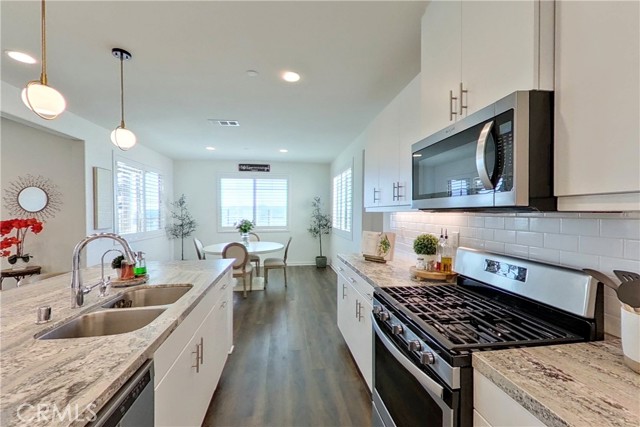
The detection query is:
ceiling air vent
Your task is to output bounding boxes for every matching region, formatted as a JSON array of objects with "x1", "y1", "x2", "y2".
[{"x1": 209, "y1": 119, "x2": 240, "y2": 127}]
